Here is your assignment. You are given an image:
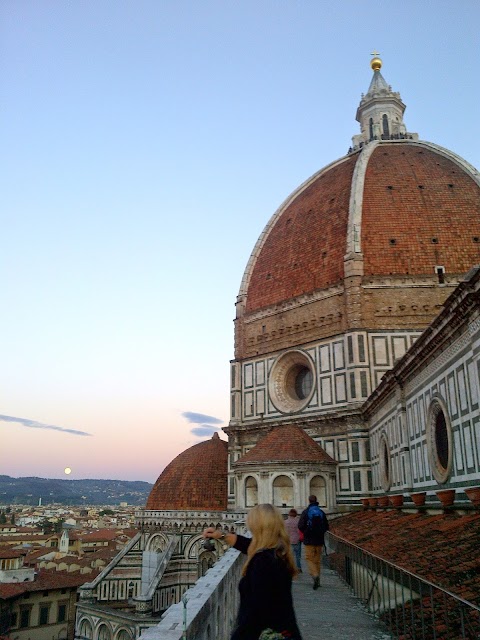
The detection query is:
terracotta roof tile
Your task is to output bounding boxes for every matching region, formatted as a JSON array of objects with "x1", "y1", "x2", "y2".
[
  {"x1": 24, "y1": 548, "x2": 56, "y2": 562},
  {"x1": 0, "y1": 569, "x2": 88, "y2": 600},
  {"x1": 235, "y1": 425, "x2": 337, "y2": 465},
  {"x1": 87, "y1": 548, "x2": 117, "y2": 561},
  {"x1": 146, "y1": 433, "x2": 228, "y2": 511},
  {"x1": 0, "y1": 534, "x2": 51, "y2": 544},
  {"x1": 75, "y1": 530, "x2": 120, "y2": 542},
  {"x1": 0, "y1": 547, "x2": 23, "y2": 559},
  {"x1": 246, "y1": 155, "x2": 357, "y2": 312},
  {"x1": 362, "y1": 144, "x2": 480, "y2": 277},
  {"x1": 244, "y1": 143, "x2": 480, "y2": 316},
  {"x1": 330, "y1": 510, "x2": 480, "y2": 604}
]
